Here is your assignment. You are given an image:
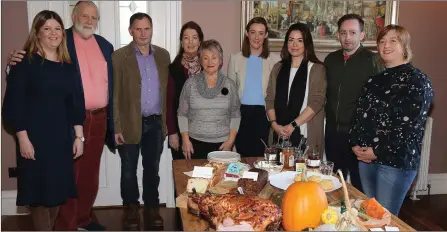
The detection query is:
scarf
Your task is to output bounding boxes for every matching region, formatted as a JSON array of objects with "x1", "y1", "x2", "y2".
[
  {"x1": 195, "y1": 71, "x2": 226, "y2": 99},
  {"x1": 275, "y1": 59, "x2": 308, "y2": 123},
  {"x1": 273, "y1": 59, "x2": 308, "y2": 145},
  {"x1": 181, "y1": 53, "x2": 201, "y2": 77}
]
